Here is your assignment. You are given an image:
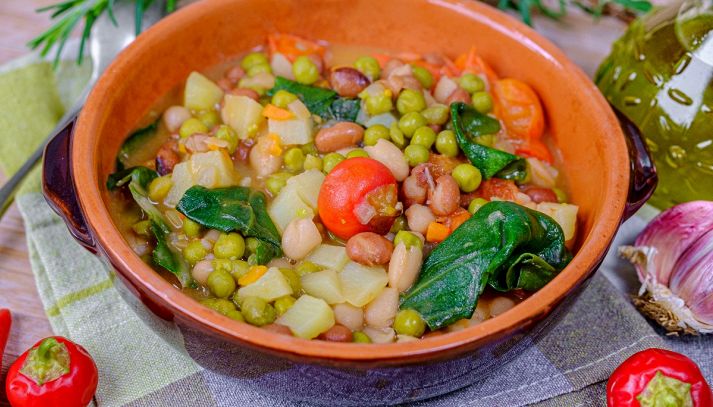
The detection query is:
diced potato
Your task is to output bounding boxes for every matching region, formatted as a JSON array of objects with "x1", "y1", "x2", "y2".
[
  {"x1": 362, "y1": 326, "x2": 395, "y2": 344},
  {"x1": 237, "y1": 267, "x2": 293, "y2": 302},
  {"x1": 190, "y1": 150, "x2": 237, "y2": 188},
  {"x1": 165, "y1": 161, "x2": 193, "y2": 207},
  {"x1": 268, "y1": 182, "x2": 314, "y2": 233},
  {"x1": 277, "y1": 295, "x2": 335, "y2": 339},
  {"x1": 306, "y1": 244, "x2": 349, "y2": 271},
  {"x1": 286, "y1": 169, "x2": 324, "y2": 210},
  {"x1": 340, "y1": 262, "x2": 388, "y2": 307},
  {"x1": 364, "y1": 112, "x2": 397, "y2": 129},
  {"x1": 301, "y1": 269, "x2": 344, "y2": 304},
  {"x1": 536, "y1": 202, "x2": 579, "y2": 241},
  {"x1": 268, "y1": 100, "x2": 313, "y2": 145},
  {"x1": 221, "y1": 94, "x2": 265, "y2": 139},
  {"x1": 184, "y1": 72, "x2": 224, "y2": 111}
]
